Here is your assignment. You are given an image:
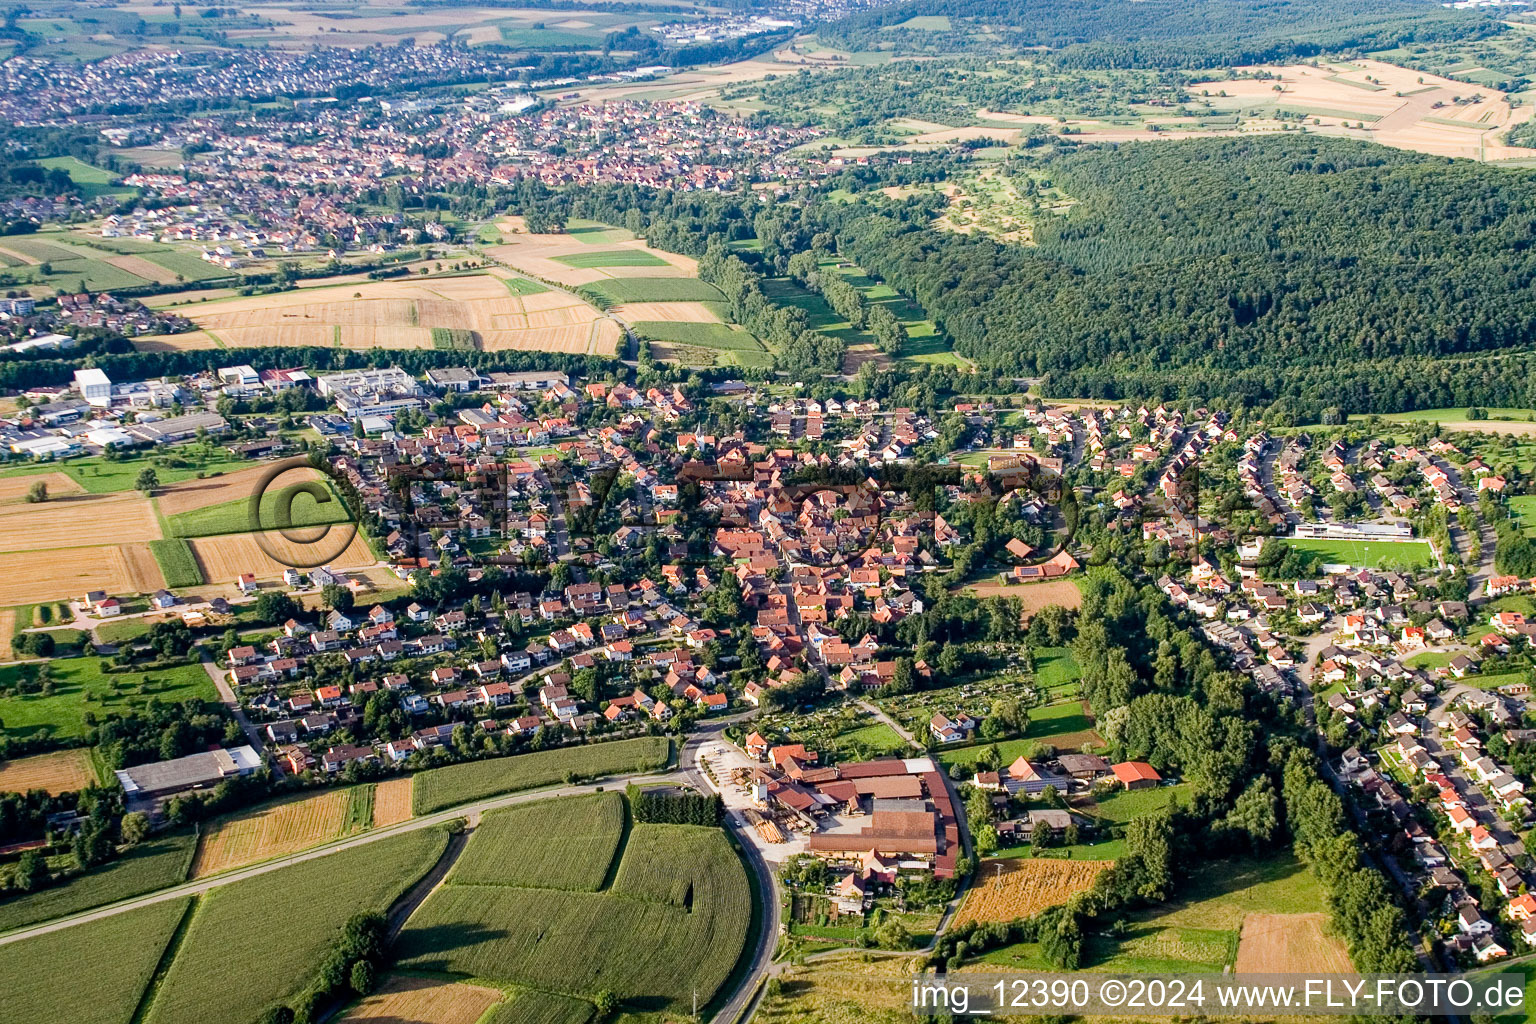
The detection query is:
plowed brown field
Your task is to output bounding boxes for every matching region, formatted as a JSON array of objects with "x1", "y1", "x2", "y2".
[
  {"x1": 372, "y1": 778, "x2": 414, "y2": 827},
  {"x1": 1235, "y1": 912, "x2": 1352, "y2": 973}
]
